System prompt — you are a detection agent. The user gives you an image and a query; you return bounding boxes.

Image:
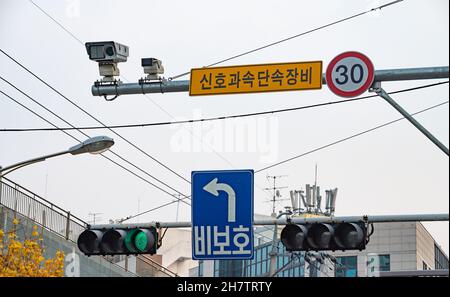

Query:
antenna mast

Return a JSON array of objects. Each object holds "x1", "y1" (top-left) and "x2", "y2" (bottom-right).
[
  {"x1": 264, "y1": 175, "x2": 288, "y2": 217},
  {"x1": 88, "y1": 212, "x2": 103, "y2": 225}
]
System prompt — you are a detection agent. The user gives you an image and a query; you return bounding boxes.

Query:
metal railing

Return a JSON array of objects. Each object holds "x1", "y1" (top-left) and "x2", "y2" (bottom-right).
[
  {"x1": 0, "y1": 177, "x2": 87, "y2": 242},
  {"x1": 138, "y1": 255, "x2": 179, "y2": 277}
]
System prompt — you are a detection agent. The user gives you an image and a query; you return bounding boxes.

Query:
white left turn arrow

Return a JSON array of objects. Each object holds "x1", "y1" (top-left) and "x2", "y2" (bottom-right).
[{"x1": 203, "y1": 178, "x2": 236, "y2": 223}]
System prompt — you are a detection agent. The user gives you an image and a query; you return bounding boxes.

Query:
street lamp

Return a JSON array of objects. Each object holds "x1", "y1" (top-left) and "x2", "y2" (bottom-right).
[{"x1": 0, "y1": 136, "x2": 114, "y2": 177}]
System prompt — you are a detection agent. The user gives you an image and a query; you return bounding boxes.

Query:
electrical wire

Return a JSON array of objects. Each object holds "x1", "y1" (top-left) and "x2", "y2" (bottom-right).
[
  {"x1": 0, "y1": 88, "x2": 190, "y2": 206},
  {"x1": 169, "y1": 0, "x2": 404, "y2": 80},
  {"x1": 119, "y1": 197, "x2": 190, "y2": 223},
  {"x1": 78, "y1": 83, "x2": 450, "y2": 222},
  {"x1": 28, "y1": 0, "x2": 84, "y2": 45},
  {"x1": 0, "y1": 48, "x2": 190, "y2": 185},
  {"x1": 23, "y1": 0, "x2": 310, "y2": 207},
  {"x1": 1, "y1": 81, "x2": 447, "y2": 132},
  {"x1": 25, "y1": 0, "x2": 239, "y2": 180},
  {"x1": 256, "y1": 100, "x2": 449, "y2": 173},
  {"x1": 0, "y1": 75, "x2": 190, "y2": 201},
  {"x1": 25, "y1": 0, "x2": 405, "y2": 174}
]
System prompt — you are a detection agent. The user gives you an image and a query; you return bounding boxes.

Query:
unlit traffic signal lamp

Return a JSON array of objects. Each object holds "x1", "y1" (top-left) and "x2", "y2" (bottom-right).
[{"x1": 77, "y1": 227, "x2": 158, "y2": 256}]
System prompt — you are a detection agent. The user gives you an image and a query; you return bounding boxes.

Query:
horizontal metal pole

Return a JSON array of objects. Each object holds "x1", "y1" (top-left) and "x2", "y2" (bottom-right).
[
  {"x1": 89, "y1": 213, "x2": 449, "y2": 229},
  {"x1": 92, "y1": 66, "x2": 449, "y2": 96}
]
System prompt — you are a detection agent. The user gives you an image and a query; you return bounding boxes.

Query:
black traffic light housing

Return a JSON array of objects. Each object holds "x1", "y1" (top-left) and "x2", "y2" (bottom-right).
[
  {"x1": 77, "y1": 227, "x2": 159, "y2": 256},
  {"x1": 280, "y1": 221, "x2": 367, "y2": 252}
]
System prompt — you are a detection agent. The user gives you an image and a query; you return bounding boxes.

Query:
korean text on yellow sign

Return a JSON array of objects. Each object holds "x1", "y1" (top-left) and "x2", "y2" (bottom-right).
[{"x1": 189, "y1": 61, "x2": 322, "y2": 96}]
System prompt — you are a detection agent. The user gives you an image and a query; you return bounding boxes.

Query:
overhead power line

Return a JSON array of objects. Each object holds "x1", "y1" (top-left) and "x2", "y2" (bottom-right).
[
  {"x1": 26, "y1": 0, "x2": 238, "y2": 177},
  {"x1": 255, "y1": 100, "x2": 449, "y2": 173},
  {"x1": 0, "y1": 48, "x2": 190, "y2": 184},
  {"x1": 0, "y1": 85, "x2": 190, "y2": 206},
  {"x1": 88, "y1": 84, "x2": 450, "y2": 223},
  {"x1": 121, "y1": 97, "x2": 449, "y2": 221},
  {"x1": 29, "y1": 0, "x2": 84, "y2": 45},
  {"x1": 119, "y1": 198, "x2": 188, "y2": 223},
  {"x1": 114, "y1": 94, "x2": 450, "y2": 222},
  {"x1": 1, "y1": 81, "x2": 447, "y2": 132},
  {"x1": 169, "y1": 0, "x2": 404, "y2": 80}
]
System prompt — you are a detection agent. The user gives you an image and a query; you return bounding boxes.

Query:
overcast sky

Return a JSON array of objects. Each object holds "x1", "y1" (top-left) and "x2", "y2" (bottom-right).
[{"x1": 0, "y1": 0, "x2": 448, "y2": 254}]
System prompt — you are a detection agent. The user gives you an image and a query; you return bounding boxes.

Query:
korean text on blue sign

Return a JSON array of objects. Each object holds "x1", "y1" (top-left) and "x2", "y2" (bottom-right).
[{"x1": 191, "y1": 170, "x2": 254, "y2": 260}]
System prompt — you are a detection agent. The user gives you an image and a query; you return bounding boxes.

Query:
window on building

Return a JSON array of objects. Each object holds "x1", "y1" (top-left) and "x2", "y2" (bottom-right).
[
  {"x1": 435, "y1": 244, "x2": 449, "y2": 270},
  {"x1": 422, "y1": 261, "x2": 429, "y2": 270},
  {"x1": 309, "y1": 260, "x2": 319, "y2": 277},
  {"x1": 378, "y1": 254, "x2": 390, "y2": 272},
  {"x1": 335, "y1": 256, "x2": 358, "y2": 277}
]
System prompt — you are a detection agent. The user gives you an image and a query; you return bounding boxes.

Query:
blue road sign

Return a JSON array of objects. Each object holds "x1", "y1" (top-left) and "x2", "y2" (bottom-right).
[{"x1": 191, "y1": 169, "x2": 254, "y2": 260}]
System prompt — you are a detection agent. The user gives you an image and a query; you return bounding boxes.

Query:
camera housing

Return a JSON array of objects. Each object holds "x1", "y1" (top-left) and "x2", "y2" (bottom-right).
[
  {"x1": 142, "y1": 58, "x2": 164, "y2": 80},
  {"x1": 85, "y1": 41, "x2": 129, "y2": 63},
  {"x1": 85, "y1": 41, "x2": 129, "y2": 82}
]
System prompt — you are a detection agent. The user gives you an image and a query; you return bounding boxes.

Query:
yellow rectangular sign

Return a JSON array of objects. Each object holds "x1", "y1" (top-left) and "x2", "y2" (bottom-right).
[{"x1": 189, "y1": 61, "x2": 322, "y2": 96}]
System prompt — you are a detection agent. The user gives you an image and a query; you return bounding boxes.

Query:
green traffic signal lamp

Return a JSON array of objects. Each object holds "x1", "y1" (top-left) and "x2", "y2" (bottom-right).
[
  {"x1": 125, "y1": 229, "x2": 156, "y2": 253},
  {"x1": 77, "y1": 227, "x2": 158, "y2": 256}
]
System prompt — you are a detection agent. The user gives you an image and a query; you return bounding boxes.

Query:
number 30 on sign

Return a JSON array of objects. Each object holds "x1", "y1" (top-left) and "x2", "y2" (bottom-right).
[{"x1": 326, "y1": 51, "x2": 375, "y2": 98}]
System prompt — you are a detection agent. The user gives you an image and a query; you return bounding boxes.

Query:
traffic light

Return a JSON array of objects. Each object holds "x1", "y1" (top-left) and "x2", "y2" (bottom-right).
[
  {"x1": 280, "y1": 221, "x2": 367, "y2": 252},
  {"x1": 77, "y1": 227, "x2": 158, "y2": 256}
]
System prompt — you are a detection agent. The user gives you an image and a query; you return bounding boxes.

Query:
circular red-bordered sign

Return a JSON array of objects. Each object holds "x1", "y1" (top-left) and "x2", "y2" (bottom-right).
[{"x1": 326, "y1": 51, "x2": 375, "y2": 98}]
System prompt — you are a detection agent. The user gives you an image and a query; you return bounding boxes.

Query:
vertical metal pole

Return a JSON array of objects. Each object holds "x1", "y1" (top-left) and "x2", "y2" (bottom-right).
[
  {"x1": 42, "y1": 209, "x2": 46, "y2": 231},
  {"x1": 375, "y1": 87, "x2": 449, "y2": 156},
  {"x1": 268, "y1": 222, "x2": 278, "y2": 277},
  {"x1": 66, "y1": 211, "x2": 71, "y2": 240},
  {"x1": 0, "y1": 171, "x2": 3, "y2": 206}
]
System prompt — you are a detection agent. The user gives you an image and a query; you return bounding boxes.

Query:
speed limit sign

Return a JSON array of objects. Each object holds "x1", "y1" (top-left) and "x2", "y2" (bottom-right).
[{"x1": 326, "y1": 51, "x2": 375, "y2": 98}]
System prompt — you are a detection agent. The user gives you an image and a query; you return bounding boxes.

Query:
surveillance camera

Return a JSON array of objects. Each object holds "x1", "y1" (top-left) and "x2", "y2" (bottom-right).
[
  {"x1": 141, "y1": 58, "x2": 164, "y2": 80},
  {"x1": 85, "y1": 41, "x2": 129, "y2": 82},
  {"x1": 85, "y1": 41, "x2": 129, "y2": 63}
]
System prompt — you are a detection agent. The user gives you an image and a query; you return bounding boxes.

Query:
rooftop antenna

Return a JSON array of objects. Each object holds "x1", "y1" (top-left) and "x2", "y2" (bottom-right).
[
  {"x1": 316, "y1": 186, "x2": 322, "y2": 213},
  {"x1": 264, "y1": 175, "x2": 288, "y2": 217},
  {"x1": 305, "y1": 184, "x2": 312, "y2": 212},
  {"x1": 325, "y1": 188, "x2": 338, "y2": 216},
  {"x1": 314, "y1": 164, "x2": 318, "y2": 189},
  {"x1": 313, "y1": 164, "x2": 319, "y2": 213},
  {"x1": 330, "y1": 188, "x2": 338, "y2": 215},
  {"x1": 290, "y1": 190, "x2": 299, "y2": 214},
  {"x1": 299, "y1": 190, "x2": 307, "y2": 213},
  {"x1": 88, "y1": 212, "x2": 103, "y2": 225}
]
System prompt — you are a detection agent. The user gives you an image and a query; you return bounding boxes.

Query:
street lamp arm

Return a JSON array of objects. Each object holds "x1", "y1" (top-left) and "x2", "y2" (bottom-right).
[
  {"x1": 0, "y1": 150, "x2": 70, "y2": 176},
  {"x1": 0, "y1": 136, "x2": 114, "y2": 177}
]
